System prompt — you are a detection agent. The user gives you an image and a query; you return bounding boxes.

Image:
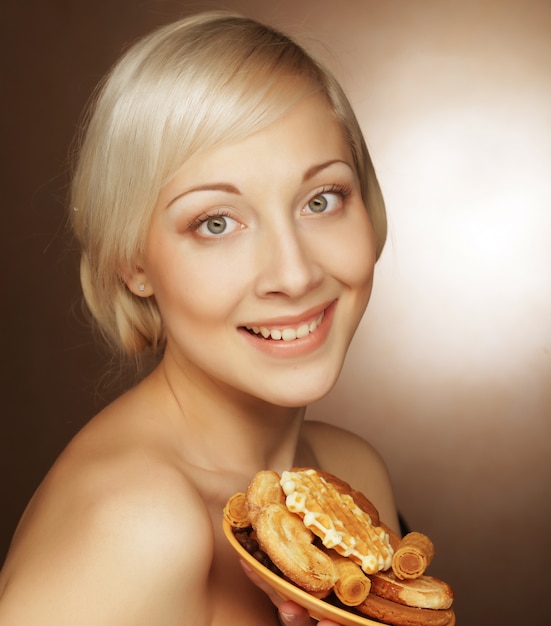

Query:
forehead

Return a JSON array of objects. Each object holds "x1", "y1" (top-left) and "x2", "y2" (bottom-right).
[{"x1": 164, "y1": 95, "x2": 353, "y2": 192}]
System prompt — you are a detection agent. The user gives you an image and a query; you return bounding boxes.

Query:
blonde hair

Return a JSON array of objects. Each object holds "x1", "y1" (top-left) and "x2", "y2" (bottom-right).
[{"x1": 70, "y1": 11, "x2": 387, "y2": 362}]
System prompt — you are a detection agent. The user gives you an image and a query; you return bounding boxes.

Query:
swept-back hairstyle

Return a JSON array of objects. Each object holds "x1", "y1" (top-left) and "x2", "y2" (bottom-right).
[{"x1": 70, "y1": 11, "x2": 386, "y2": 361}]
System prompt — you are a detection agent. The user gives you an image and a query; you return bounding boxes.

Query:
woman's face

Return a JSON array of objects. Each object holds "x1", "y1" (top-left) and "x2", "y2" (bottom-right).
[{"x1": 141, "y1": 94, "x2": 377, "y2": 407}]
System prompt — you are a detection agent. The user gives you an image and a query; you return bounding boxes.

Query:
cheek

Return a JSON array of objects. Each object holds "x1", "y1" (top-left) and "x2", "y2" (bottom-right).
[
  {"x1": 144, "y1": 238, "x2": 248, "y2": 325},
  {"x1": 327, "y1": 213, "x2": 377, "y2": 288}
]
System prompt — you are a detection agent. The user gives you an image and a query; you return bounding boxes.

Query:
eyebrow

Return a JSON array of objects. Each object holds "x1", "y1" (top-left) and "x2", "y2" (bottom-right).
[
  {"x1": 166, "y1": 182, "x2": 240, "y2": 208},
  {"x1": 302, "y1": 159, "x2": 351, "y2": 182},
  {"x1": 166, "y1": 159, "x2": 351, "y2": 208}
]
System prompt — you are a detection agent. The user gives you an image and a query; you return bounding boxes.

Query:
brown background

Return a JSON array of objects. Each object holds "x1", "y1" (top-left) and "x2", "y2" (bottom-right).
[{"x1": 2, "y1": 1, "x2": 550, "y2": 624}]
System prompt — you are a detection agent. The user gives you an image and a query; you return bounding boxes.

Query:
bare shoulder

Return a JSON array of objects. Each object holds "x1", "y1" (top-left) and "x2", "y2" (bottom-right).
[
  {"x1": 302, "y1": 420, "x2": 400, "y2": 533},
  {"x1": 0, "y1": 418, "x2": 212, "y2": 625}
]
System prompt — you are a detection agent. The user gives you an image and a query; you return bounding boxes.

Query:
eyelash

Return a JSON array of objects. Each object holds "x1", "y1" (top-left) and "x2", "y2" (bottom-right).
[
  {"x1": 305, "y1": 184, "x2": 352, "y2": 212},
  {"x1": 185, "y1": 183, "x2": 352, "y2": 234},
  {"x1": 315, "y1": 183, "x2": 352, "y2": 200},
  {"x1": 186, "y1": 209, "x2": 233, "y2": 232},
  {"x1": 320, "y1": 183, "x2": 351, "y2": 195}
]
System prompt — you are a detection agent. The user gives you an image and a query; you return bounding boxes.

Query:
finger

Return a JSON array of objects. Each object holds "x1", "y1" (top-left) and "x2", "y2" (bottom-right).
[
  {"x1": 240, "y1": 561, "x2": 287, "y2": 606},
  {"x1": 278, "y1": 602, "x2": 346, "y2": 626},
  {"x1": 278, "y1": 600, "x2": 316, "y2": 625},
  {"x1": 240, "y1": 563, "x2": 315, "y2": 625}
]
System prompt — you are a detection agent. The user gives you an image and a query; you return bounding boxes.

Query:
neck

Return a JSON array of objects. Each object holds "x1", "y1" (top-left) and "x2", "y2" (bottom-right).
[{"x1": 150, "y1": 356, "x2": 307, "y2": 476}]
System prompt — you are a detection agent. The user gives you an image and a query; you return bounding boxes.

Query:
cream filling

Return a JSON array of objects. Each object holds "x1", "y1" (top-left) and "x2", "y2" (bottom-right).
[{"x1": 245, "y1": 311, "x2": 324, "y2": 341}]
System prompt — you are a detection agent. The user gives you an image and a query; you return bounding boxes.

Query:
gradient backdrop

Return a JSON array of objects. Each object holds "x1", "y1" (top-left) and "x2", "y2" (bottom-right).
[{"x1": 2, "y1": 1, "x2": 550, "y2": 624}]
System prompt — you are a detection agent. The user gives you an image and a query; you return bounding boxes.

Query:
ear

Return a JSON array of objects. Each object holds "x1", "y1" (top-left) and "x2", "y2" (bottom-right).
[{"x1": 122, "y1": 266, "x2": 154, "y2": 298}]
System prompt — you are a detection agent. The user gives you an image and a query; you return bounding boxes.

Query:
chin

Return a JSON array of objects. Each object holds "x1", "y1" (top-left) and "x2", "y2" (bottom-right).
[{"x1": 260, "y1": 369, "x2": 341, "y2": 409}]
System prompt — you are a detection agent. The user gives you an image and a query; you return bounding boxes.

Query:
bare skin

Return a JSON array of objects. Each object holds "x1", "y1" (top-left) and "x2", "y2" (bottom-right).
[
  {"x1": 0, "y1": 368, "x2": 398, "y2": 625},
  {"x1": 0, "y1": 96, "x2": 399, "y2": 624}
]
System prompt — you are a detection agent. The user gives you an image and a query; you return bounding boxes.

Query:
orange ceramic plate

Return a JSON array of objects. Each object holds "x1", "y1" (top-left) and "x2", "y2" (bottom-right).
[{"x1": 222, "y1": 519, "x2": 389, "y2": 626}]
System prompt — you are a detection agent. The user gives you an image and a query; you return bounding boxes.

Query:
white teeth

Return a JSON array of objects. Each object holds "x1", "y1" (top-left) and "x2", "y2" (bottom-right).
[
  {"x1": 246, "y1": 311, "x2": 324, "y2": 341},
  {"x1": 281, "y1": 328, "x2": 296, "y2": 341}
]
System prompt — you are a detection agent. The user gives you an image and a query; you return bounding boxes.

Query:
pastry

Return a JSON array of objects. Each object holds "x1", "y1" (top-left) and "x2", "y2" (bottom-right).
[
  {"x1": 245, "y1": 470, "x2": 285, "y2": 525},
  {"x1": 313, "y1": 468, "x2": 380, "y2": 527},
  {"x1": 224, "y1": 467, "x2": 455, "y2": 626},
  {"x1": 370, "y1": 570, "x2": 454, "y2": 610},
  {"x1": 392, "y1": 531, "x2": 434, "y2": 580},
  {"x1": 280, "y1": 468, "x2": 393, "y2": 574},
  {"x1": 223, "y1": 492, "x2": 250, "y2": 528},
  {"x1": 357, "y1": 592, "x2": 454, "y2": 626},
  {"x1": 326, "y1": 550, "x2": 371, "y2": 606},
  {"x1": 254, "y1": 503, "x2": 338, "y2": 593}
]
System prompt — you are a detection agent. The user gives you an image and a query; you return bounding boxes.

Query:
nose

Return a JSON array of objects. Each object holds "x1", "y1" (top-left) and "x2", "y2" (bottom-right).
[{"x1": 254, "y1": 222, "x2": 324, "y2": 299}]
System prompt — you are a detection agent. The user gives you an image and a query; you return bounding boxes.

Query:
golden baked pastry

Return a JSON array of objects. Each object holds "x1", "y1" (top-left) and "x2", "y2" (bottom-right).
[
  {"x1": 370, "y1": 570, "x2": 454, "y2": 610},
  {"x1": 255, "y1": 503, "x2": 338, "y2": 593},
  {"x1": 391, "y1": 531, "x2": 434, "y2": 580},
  {"x1": 357, "y1": 592, "x2": 454, "y2": 626},
  {"x1": 326, "y1": 550, "x2": 371, "y2": 606},
  {"x1": 223, "y1": 492, "x2": 250, "y2": 528},
  {"x1": 245, "y1": 470, "x2": 285, "y2": 525},
  {"x1": 281, "y1": 468, "x2": 393, "y2": 574},
  {"x1": 224, "y1": 467, "x2": 455, "y2": 626}
]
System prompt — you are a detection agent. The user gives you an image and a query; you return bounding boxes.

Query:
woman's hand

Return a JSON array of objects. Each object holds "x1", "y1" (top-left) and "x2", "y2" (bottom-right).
[
  {"x1": 240, "y1": 561, "x2": 343, "y2": 626},
  {"x1": 277, "y1": 600, "x2": 342, "y2": 626}
]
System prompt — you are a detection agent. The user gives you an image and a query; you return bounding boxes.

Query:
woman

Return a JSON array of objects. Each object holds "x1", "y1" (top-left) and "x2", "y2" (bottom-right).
[{"x1": 0, "y1": 12, "x2": 399, "y2": 625}]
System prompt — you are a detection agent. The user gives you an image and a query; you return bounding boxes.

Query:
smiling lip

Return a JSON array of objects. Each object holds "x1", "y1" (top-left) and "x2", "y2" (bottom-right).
[{"x1": 239, "y1": 301, "x2": 336, "y2": 357}]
